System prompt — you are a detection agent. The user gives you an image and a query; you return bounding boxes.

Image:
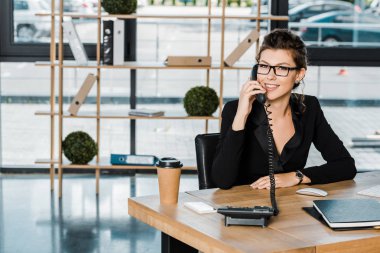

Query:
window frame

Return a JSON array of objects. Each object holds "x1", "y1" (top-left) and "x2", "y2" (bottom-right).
[
  {"x1": 1, "y1": 0, "x2": 380, "y2": 66},
  {"x1": 271, "y1": 0, "x2": 380, "y2": 66},
  {"x1": 0, "y1": 0, "x2": 96, "y2": 62}
]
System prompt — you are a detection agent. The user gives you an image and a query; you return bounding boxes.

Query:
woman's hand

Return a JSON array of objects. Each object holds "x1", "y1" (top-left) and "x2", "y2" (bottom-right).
[
  {"x1": 232, "y1": 80, "x2": 266, "y2": 131},
  {"x1": 236, "y1": 80, "x2": 266, "y2": 117},
  {"x1": 250, "y1": 172, "x2": 300, "y2": 189}
]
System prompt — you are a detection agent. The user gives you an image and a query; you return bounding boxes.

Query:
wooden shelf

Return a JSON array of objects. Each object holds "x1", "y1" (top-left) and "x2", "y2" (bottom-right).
[
  {"x1": 35, "y1": 61, "x2": 254, "y2": 69},
  {"x1": 224, "y1": 63, "x2": 253, "y2": 70},
  {"x1": 62, "y1": 163, "x2": 196, "y2": 170},
  {"x1": 36, "y1": 12, "x2": 287, "y2": 21},
  {"x1": 36, "y1": 61, "x2": 220, "y2": 69},
  {"x1": 35, "y1": 111, "x2": 219, "y2": 120},
  {"x1": 39, "y1": 3, "x2": 288, "y2": 196},
  {"x1": 37, "y1": 12, "x2": 218, "y2": 19},
  {"x1": 35, "y1": 111, "x2": 58, "y2": 116},
  {"x1": 224, "y1": 14, "x2": 288, "y2": 21},
  {"x1": 36, "y1": 157, "x2": 196, "y2": 170},
  {"x1": 35, "y1": 158, "x2": 59, "y2": 164}
]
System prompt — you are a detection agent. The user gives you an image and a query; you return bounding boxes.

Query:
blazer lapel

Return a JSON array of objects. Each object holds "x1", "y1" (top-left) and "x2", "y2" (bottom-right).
[
  {"x1": 250, "y1": 102, "x2": 285, "y2": 172},
  {"x1": 250, "y1": 101, "x2": 268, "y2": 154},
  {"x1": 250, "y1": 95, "x2": 304, "y2": 170},
  {"x1": 280, "y1": 95, "x2": 304, "y2": 165}
]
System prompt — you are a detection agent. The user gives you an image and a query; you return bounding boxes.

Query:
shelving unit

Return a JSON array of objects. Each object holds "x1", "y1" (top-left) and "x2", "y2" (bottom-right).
[{"x1": 36, "y1": 0, "x2": 287, "y2": 197}]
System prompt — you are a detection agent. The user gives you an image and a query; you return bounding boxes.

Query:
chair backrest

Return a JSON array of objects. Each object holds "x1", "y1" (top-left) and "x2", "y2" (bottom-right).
[{"x1": 195, "y1": 133, "x2": 220, "y2": 190}]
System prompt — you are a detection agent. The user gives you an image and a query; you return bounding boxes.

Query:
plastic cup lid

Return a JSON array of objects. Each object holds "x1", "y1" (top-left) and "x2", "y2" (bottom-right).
[{"x1": 156, "y1": 157, "x2": 183, "y2": 168}]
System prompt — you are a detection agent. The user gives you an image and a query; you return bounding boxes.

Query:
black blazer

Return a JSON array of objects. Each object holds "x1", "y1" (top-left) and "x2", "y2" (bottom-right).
[{"x1": 211, "y1": 94, "x2": 356, "y2": 189}]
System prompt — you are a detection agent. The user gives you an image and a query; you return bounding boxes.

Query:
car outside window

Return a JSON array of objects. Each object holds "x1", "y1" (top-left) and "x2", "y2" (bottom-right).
[
  {"x1": 324, "y1": 4, "x2": 341, "y2": 12},
  {"x1": 13, "y1": 0, "x2": 51, "y2": 42},
  {"x1": 307, "y1": 5, "x2": 323, "y2": 13},
  {"x1": 14, "y1": 0, "x2": 28, "y2": 10}
]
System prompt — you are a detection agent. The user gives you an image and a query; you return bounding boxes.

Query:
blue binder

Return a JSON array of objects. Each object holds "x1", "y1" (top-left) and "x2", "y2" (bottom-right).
[{"x1": 110, "y1": 154, "x2": 158, "y2": 166}]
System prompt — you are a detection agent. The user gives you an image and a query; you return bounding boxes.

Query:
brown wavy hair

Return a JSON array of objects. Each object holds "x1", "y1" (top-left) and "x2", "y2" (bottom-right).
[{"x1": 255, "y1": 29, "x2": 308, "y2": 113}]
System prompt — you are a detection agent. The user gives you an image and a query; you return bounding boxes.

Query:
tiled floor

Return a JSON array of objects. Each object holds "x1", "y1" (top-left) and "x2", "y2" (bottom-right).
[{"x1": 0, "y1": 173, "x2": 199, "y2": 253}]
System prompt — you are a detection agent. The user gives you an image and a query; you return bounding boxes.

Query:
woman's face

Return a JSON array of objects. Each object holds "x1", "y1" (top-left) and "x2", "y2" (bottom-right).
[{"x1": 257, "y1": 49, "x2": 305, "y2": 102}]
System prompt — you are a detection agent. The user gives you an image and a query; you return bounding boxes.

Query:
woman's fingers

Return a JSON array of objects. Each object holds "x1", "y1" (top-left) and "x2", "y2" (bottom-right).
[
  {"x1": 241, "y1": 82, "x2": 266, "y2": 97},
  {"x1": 236, "y1": 80, "x2": 267, "y2": 118},
  {"x1": 251, "y1": 176, "x2": 270, "y2": 189},
  {"x1": 251, "y1": 176, "x2": 281, "y2": 189}
]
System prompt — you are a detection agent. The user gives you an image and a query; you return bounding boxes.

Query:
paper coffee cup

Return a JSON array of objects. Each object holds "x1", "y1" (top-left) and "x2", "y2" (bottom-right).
[{"x1": 156, "y1": 157, "x2": 183, "y2": 204}]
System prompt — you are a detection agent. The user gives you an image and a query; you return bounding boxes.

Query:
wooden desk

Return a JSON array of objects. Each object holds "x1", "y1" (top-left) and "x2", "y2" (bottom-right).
[{"x1": 128, "y1": 172, "x2": 380, "y2": 253}]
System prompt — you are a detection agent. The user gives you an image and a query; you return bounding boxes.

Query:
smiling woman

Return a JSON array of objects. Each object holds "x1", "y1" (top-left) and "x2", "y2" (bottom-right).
[{"x1": 211, "y1": 29, "x2": 357, "y2": 190}]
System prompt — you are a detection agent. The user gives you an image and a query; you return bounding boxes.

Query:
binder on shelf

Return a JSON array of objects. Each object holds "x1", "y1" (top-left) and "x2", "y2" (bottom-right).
[
  {"x1": 224, "y1": 30, "x2": 260, "y2": 67},
  {"x1": 68, "y1": 73, "x2": 97, "y2": 116},
  {"x1": 63, "y1": 21, "x2": 88, "y2": 65},
  {"x1": 313, "y1": 199, "x2": 380, "y2": 229},
  {"x1": 113, "y1": 19, "x2": 125, "y2": 65},
  {"x1": 124, "y1": 19, "x2": 136, "y2": 61},
  {"x1": 128, "y1": 109, "x2": 165, "y2": 117},
  {"x1": 103, "y1": 20, "x2": 114, "y2": 65},
  {"x1": 111, "y1": 154, "x2": 158, "y2": 166},
  {"x1": 165, "y1": 56, "x2": 211, "y2": 67}
]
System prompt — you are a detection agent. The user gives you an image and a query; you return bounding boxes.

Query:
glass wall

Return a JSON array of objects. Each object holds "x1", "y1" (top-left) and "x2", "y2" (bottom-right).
[
  {"x1": 289, "y1": 0, "x2": 380, "y2": 48},
  {"x1": 1, "y1": 0, "x2": 380, "y2": 170},
  {"x1": 13, "y1": 0, "x2": 51, "y2": 43}
]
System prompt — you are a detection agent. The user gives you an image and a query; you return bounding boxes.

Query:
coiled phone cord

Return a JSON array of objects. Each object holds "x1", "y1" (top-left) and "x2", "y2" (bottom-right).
[{"x1": 264, "y1": 102, "x2": 279, "y2": 216}]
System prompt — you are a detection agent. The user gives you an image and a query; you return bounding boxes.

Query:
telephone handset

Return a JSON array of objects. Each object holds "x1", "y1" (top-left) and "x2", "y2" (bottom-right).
[
  {"x1": 217, "y1": 65, "x2": 278, "y2": 227},
  {"x1": 251, "y1": 64, "x2": 266, "y2": 104},
  {"x1": 252, "y1": 64, "x2": 279, "y2": 217}
]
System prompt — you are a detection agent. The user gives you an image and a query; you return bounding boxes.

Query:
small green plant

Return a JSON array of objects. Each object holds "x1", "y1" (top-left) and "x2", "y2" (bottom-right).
[
  {"x1": 183, "y1": 86, "x2": 219, "y2": 116},
  {"x1": 102, "y1": 0, "x2": 137, "y2": 14},
  {"x1": 62, "y1": 131, "x2": 98, "y2": 165}
]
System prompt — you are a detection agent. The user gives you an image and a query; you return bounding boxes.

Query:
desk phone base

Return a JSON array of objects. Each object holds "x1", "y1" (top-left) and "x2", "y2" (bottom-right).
[
  {"x1": 217, "y1": 206, "x2": 274, "y2": 227},
  {"x1": 225, "y1": 216, "x2": 269, "y2": 227}
]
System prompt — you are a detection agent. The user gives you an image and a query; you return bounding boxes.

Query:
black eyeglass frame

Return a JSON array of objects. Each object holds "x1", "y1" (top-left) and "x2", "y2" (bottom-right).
[{"x1": 256, "y1": 64, "x2": 301, "y2": 77}]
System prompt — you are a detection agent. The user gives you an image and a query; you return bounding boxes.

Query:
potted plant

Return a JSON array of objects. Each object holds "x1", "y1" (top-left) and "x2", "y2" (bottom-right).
[
  {"x1": 62, "y1": 131, "x2": 98, "y2": 164},
  {"x1": 102, "y1": 0, "x2": 138, "y2": 14},
  {"x1": 183, "y1": 86, "x2": 219, "y2": 116}
]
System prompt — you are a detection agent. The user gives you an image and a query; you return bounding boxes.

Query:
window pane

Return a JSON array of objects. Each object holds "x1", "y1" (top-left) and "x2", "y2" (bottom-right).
[
  {"x1": 12, "y1": 0, "x2": 99, "y2": 44},
  {"x1": 289, "y1": 0, "x2": 380, "y2": 48},
  {"x1": 2, "y1": 2, "x2": 380, "y2": 173},
  {"x1": 13, "y1": 0, "x2": 51, "y2": 43}
]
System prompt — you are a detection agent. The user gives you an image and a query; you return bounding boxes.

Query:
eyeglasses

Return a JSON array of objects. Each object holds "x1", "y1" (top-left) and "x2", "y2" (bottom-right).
[{"x1": 257, "y1": 64, "x2": 300, "y2": 77}]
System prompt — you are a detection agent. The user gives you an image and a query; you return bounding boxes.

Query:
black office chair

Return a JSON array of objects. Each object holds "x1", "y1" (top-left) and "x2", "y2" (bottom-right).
[{"x1": 195, "y1": 133, "x2": 220, "y2": 190}]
